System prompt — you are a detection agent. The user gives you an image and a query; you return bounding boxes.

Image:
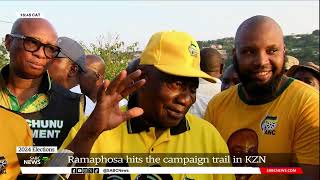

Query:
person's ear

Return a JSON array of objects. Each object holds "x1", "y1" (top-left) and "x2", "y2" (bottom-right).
[
  {"x1": 137, "y1": 65, "x2": 149, "y2": 80},
  {"x1": 220, "y1": 64, "x2": 224, "y2": 75},
  {"x1": 5, "y1": 34, "x2": 13, "y2": 52},
  {"x1": 68, "y1": 64, "x2": 79, "y2": 78}
]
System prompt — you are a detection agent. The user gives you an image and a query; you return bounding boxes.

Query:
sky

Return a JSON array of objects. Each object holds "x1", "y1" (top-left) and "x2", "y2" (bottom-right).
[{"x1": 0, "y1": 1, "x2": 319, "y2": 50}]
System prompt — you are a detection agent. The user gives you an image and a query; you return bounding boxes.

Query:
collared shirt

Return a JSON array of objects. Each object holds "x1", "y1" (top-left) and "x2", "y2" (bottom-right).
[
  {"x1": 127, "y1": 115, "x2": 190, "y2": 135},
  {"x1": 0, "y1": 65, "x2": 50, "y2": 113},
  {"x1": 197, "y1": 77, "x2": 222, "y2": 97},
  {"x1": 70, "y1": 85, "x2": 95, "y2": 116},
  {"x1": 189, "y1": 78, "x2": 222, "y2": 118}
]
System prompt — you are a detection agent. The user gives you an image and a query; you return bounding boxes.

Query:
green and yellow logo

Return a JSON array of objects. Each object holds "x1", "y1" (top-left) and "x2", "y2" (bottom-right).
[{"x1": 260, "y1": 115, "x2": 278, "y2": 135}]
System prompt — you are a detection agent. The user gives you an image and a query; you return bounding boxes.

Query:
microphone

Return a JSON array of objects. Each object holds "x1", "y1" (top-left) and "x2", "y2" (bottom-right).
[{"x1": 37, "y1": 149, "x2": 74, "y2": 180}]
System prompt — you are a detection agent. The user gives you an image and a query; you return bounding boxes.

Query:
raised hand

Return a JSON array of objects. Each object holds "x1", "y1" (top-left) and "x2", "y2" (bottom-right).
[
  {"x1": 89, "y1": 69, "x2": 146, "y2": 133},
  {"x1": 66, "y1": 69, "x2": 146, "y2": 156}
]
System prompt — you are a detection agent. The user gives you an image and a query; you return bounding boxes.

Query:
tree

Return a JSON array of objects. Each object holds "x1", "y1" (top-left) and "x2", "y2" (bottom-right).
[
  {"x1": 81, "y1": 34, "x2": 139, "y2": 80},
  {"x1": 312, "y1": 29, "x2": 319, "y2": 36},
  {"x1": 198, "y1": 32, "x2": 319, "y2": 67},
  {"x1": 0, "y1": 39, "x2": 9, "y2": 69}
]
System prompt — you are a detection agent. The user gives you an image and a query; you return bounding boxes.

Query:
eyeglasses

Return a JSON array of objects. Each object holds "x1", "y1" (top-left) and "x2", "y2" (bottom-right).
[{"x1": 9, "y1": 34, "x2": 60, "y2": 59}]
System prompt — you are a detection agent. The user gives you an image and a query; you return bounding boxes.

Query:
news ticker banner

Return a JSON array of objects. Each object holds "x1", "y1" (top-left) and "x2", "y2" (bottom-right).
[
  {"x1": 20, "y1": 167, "x2": 303, "y2": 175},
  {"x1": 16, "y1": 146, "x2": 302, "y2": 175}
]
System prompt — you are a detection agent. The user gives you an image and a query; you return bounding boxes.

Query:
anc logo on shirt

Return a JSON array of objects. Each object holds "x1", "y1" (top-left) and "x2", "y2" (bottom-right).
[
  {"x1": 260, "y1": 115, "x2": 278, "y2": 135},
  {"x1": 0, "y1": 155, "x2": 8, "y2": 174},
  {"x1": 188, "y1": 42, "x2": 198, "y2": 57}
]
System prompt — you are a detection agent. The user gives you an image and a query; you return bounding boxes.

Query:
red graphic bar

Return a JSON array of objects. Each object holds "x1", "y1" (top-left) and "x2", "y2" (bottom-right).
[{"x1": 259, "y1": 167, "x2": 303, "y2": 174}]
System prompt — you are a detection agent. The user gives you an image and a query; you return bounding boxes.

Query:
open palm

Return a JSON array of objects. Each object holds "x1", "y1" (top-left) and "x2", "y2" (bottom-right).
[{"x1": 89, "y1": 69, "x2": 146, "y2": 132}]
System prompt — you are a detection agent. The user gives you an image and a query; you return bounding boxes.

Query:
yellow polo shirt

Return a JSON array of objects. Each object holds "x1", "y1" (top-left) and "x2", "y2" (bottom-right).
[
  {"x1": 61, "y1": 112, "x2": 235, "y2": 180},
  {"x1": 0, "y1": 107, "x2": 33, "y2": 180}
]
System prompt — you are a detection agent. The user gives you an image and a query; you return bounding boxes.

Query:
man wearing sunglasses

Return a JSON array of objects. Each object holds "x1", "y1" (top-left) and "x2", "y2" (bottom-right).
[{"x1": 0, "y1": 18, "x2": 85, "y2": 153}]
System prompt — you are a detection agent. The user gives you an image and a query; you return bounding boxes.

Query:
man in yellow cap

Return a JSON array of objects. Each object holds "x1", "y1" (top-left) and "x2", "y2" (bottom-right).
[{"x1": 60, "y1": 31, "x2": 234, "y2": 180}]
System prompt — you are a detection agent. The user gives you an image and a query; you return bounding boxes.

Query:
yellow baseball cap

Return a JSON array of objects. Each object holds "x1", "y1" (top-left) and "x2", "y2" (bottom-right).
[{"x1": 140, "y1": 31, "x2": 216, "y2": 83}]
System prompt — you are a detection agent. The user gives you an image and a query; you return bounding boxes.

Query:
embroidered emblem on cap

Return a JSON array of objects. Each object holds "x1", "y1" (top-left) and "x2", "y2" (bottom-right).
[{"x1": 188, "y1": 42, "x2": 198, "y2": 57}]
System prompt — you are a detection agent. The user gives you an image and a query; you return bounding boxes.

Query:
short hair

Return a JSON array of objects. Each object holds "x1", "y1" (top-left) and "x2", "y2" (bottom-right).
[
  {"x1": 200, "y1": 48, "x2": 222, "y2": 73},
  {"x1": 235, "y1": 15, "x2": 283, "y2": 48},
  {"x1": 11, "y1": 18, "x2": 56, "y2": 35}
]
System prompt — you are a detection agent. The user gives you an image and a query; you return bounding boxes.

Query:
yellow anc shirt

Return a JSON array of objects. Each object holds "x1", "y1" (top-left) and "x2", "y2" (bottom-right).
[
  {"x1": 61, "y1": 112, "x2": 235, "y2": 180},
  {"x1": 0, "y1": 107, "x2": 33, "y2": 180},
  {"x1": 204, "y1": 78, "x2": 319, "y2": 180}
]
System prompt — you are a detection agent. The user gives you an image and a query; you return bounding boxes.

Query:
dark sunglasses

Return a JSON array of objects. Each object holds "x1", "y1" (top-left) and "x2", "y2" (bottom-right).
[{"x1": 9, "y1": 34, "x2": 60, "y2": 59}]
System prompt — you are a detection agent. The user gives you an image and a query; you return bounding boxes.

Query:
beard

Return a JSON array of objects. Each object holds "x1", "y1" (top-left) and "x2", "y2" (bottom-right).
[{"x1": 233, "y1": 55, "x2": 285, "y2": 99}]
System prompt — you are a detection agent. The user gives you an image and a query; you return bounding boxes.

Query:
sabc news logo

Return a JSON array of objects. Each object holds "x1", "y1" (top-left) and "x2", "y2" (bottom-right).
[
  {"x1": 71, "y1": 168, "x2": 99, "y2": 174},
  {"x1": 23, "y1": 156, "x2": 46, "y2": 165}
]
